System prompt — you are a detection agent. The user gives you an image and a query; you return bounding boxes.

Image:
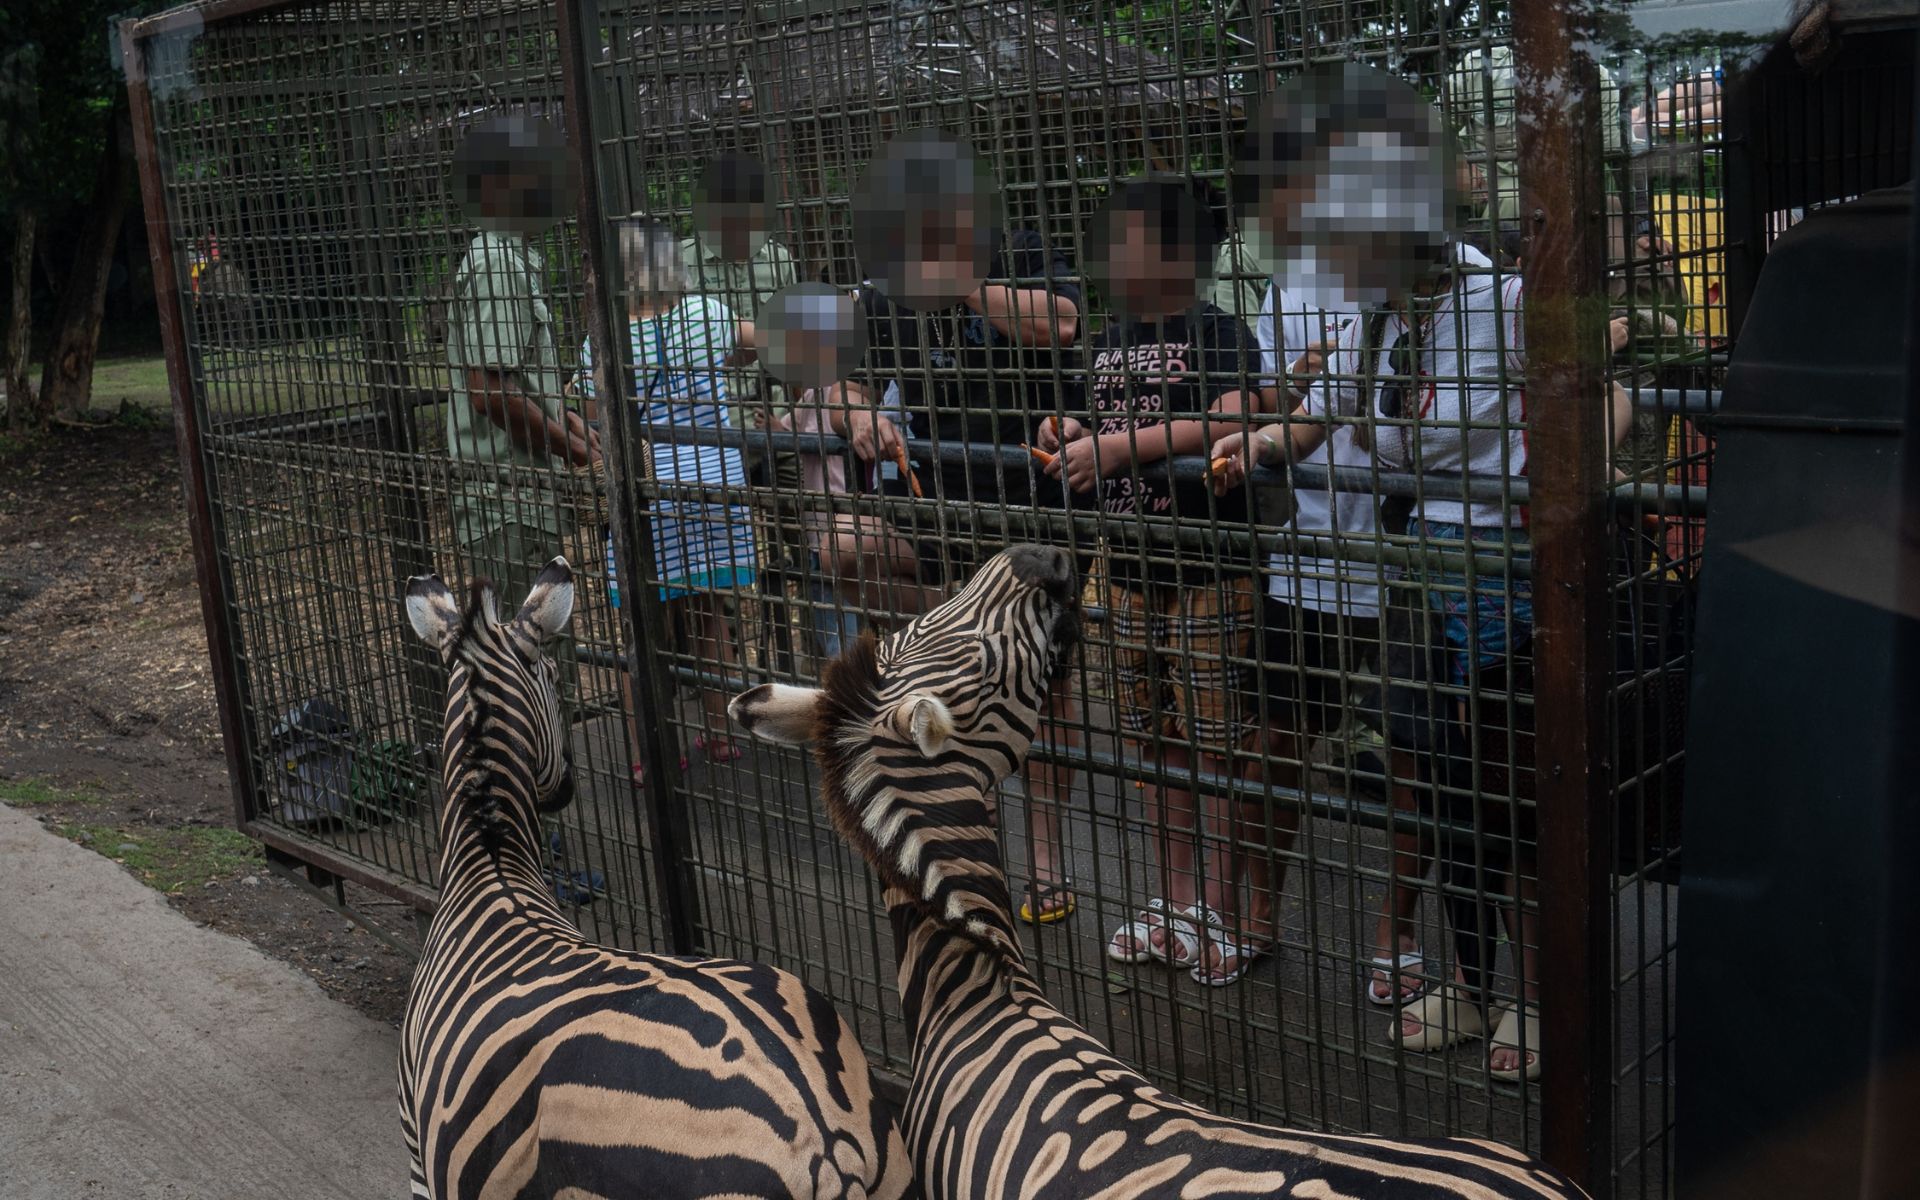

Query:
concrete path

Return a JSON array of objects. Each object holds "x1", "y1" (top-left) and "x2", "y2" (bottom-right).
[{"x1": 0, "y1": 803, "x2": 407, "y2": 1199}]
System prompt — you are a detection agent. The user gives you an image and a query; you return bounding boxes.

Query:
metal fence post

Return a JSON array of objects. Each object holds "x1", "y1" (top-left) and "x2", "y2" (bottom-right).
[
  {"x1": 120, "y1": 16, "x2": 265, "y2": 832},
  {"x1": 1513, "y1": 3, "x2": 1614, "y2": 1193},
  {"x1": 554, "y1": 0, "x2": 706, "y2": 955}
]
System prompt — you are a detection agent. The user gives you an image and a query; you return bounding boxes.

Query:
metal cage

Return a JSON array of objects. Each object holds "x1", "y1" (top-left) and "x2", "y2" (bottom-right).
[{"x1": 120, "y1": 3, "x2": 1895, "y2": 1195}]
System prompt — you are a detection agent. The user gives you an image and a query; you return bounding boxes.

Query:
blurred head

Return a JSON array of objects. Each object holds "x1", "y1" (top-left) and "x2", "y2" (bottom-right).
[
  {"x1": 852, "y1": 130, "x2": 1002, "y2": 309},
  {"x1": 616, "y1": 219, "x2": 689, "y2": 314},
  {"x1": 1235, "y1": 62, "x2": 1458, "y2": 309},
  {"x1": 452, "y1": 114, "x2": 573, "y2": 237},
  {"x1": 694, "y1": 152, "x2": 776, "y2": 262},
  {"x1": 1090, "y1": 176, "x2": 1222, "y2": 321},
  {"x1": 760, "y1": 283, "x2": 867, "y2": 390}
]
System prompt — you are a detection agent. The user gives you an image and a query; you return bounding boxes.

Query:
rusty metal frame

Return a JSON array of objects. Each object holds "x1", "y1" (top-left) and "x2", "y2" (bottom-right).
[
  {"x1": 1513, "y1": 5, "x2": 1615, "y2": 1194},
  {"x1": 121, "y1": 12, "x2": 264, "y2": 837},
  {"x1": 554, "y1": 0, "x2": 707, "y2": 955}
]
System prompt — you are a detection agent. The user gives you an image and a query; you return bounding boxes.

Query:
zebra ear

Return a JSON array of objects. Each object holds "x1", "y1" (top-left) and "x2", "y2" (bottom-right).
[
  {"x1": 405, "y1": 574, "x2": 461, "y2": 650},
  {"x1": 515, "y1": 557, "x2": 575, "y2": 638},
  {"x1": 730, "y1": 683, "x2": 824, "y2": 745},
  {"x1": 888, "y1": 693, "x2": 954, "y2": 758}
]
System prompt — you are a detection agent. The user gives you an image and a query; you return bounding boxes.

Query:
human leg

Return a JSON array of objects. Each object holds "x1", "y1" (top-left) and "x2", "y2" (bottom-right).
[
  {"x1": 1105, "y1": 582, "x2": 1204, "y2": 966},
  {"x1": 1018, "y1": 683, "x2": 1078, "y2": 924},
  {"x1": 824, "y1": 512, "x2": 945, "y2": 617}
]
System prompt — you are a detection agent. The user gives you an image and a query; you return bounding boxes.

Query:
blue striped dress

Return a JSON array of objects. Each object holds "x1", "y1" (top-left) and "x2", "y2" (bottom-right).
[{"x1": 581, "y1": 295, "x2": 757, "y2": 604}]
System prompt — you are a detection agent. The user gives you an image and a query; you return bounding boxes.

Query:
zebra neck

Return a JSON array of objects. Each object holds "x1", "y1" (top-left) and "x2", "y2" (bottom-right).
[
  {"x1": 434, "y1": 751, "x2": 550, "y2": 893},
  {"x1": 846, "y1": 773, "x2": 1025, "y2": 969},
  {"x1": 886, "y1": 886, "x2": 1037, "y2": 1043}
]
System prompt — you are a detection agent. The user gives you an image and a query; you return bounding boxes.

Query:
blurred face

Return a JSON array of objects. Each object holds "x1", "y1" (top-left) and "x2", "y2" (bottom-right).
[
  {"x1": 1255, "y1": 129, "x2": 1451, "y2": 310},
  {"x1": 899, "y1": 203, "x2": 985, "y2": 303},
  {"x1": 696, "y1": 200, "x2": 771, "y2": 262},
  {"x1": 1104, "y1": 209, "x2": 1200, "y2": 321}
]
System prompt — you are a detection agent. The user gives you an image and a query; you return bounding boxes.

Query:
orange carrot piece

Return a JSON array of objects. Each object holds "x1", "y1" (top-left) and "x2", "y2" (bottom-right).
[
  {"x1": 892, "y1": 443, "x2": 924, "y2": 498},
  {"x1": 1025, "y1": 444, "x2": 1057, "y2": 467},
  {"x1": 1208, "y1": 454, "x2": 1233, "y2": 478}
]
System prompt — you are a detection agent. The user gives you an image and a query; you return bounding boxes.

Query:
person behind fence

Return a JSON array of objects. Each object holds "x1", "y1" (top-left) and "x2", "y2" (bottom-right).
[
  {"x1": 446, "y1": 114, "x2": 600, "y2": 602},
  {"x1": 821, "y1": 128, "x2": 1084, "y2": 925},
  {"x1": 1208, "y1": 63, "x2": 1619, "y2": 1081},
  {"x1": 581, "y1": 218, "x2": 760, "y2": 784},
  {"x1": 1039, "y1": 176, "x2": 1265, "y2": 985},
  {"x1": 682, "y1": 154, "x2": 810, "y2": 587},
  {"x1": 755, "y1": 280, "x2": 885, "y2": 664}
]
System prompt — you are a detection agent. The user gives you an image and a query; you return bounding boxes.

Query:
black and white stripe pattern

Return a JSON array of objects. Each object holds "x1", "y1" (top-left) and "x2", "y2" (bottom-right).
[
  {"x1": 732, "y1": 545, "x2": 1587, "y2": 1200},
  {"x1": 402, "y1": 558, "x2": 914, "y2": 1200}
]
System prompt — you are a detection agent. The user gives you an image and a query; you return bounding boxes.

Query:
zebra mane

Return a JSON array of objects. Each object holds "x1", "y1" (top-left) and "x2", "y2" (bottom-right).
[
  {"x1": 446, "y1": 579, "x2": 515, "y2": 857},
  {"x1": 812, "y1": 631, "x2": 1022, "y2": 965}
]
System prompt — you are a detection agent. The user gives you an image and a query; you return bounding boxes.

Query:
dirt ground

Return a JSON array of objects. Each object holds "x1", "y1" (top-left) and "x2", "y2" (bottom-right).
[{"x1": 0, "y1": 415, "x2": 415, "y2": 1025}]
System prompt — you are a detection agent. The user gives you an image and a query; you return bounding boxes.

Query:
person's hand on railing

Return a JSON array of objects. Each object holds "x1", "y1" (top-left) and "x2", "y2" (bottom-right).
[
  {"x1": 1207, "y1": 427, "x2": 1281, "y2": 496},
  {"x1": 1052, "y1": 429, "x2": 1118, "y2": 493},
  {"x1": 844, "y1": 406, "x2": 903, "y2": 465}
]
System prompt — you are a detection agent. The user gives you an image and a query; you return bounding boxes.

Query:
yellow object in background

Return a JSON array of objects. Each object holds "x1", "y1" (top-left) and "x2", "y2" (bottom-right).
[{"x1": 1651, "y1": 192, "x2": 1727, "y2": 342}]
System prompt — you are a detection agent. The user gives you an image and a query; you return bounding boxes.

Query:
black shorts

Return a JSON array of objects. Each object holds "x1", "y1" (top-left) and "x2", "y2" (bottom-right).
[{"x1": 1249, "y1": 596, "x2": 1381, "y2": 737}]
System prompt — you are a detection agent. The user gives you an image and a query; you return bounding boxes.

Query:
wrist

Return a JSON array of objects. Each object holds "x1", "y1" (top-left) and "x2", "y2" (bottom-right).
[{"x1": 1255, "y1": 431, "x2": 1280, "y2": 468}]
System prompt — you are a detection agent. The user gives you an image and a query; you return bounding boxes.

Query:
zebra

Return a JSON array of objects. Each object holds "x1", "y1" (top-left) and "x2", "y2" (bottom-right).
[
  {"x1": 400, "y1": 557, "x2": 916, "y2": 1200},
  {"x1": 730, "y1": 544, "x2": 1588, "y2": 1200}
]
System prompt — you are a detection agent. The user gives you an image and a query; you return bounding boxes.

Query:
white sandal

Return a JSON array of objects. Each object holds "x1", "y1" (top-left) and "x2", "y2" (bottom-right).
[
  {"x1": 1106, "y1": 898, "x2": 1200, "y2": 965},
  {"x1": 1392, "y1": 986, "x2": 1488, "y2": 1052},
  {"x1": 1489, "y1": 1004, "x2": 1542, "y2": 1082},
  {"x1": 1189, "y1": 908, "x2": 1271, "y2": 987},
  {"x1": 1363, "y1": 951, "x2": 1430, "y2": 1007}
]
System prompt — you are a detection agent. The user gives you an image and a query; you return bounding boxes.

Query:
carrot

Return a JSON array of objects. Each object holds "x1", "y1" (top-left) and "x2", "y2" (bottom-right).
[
  {"x1": 1025, "y1": 444, "x2": 1057, "y2": 468},
  {"x1": 892, "y1": 443, "x2": 924, "y2": 498},
  {"x1": 1208, "y1": 454, "x2": 1233, "y2": 478}
]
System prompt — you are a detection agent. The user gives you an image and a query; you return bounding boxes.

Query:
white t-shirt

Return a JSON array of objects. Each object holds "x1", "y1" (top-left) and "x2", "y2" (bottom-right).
[
  {"x1": 1259, "y1": 286, "x2": 1388, "y2": 618},
  {"x1": 1310, "y1": 242, "x2": 1528, "y2": 529}
]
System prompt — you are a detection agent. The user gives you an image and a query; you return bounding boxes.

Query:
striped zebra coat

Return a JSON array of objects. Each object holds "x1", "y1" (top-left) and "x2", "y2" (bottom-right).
[
  {"x1": 401, "y1": 558, "x2": 914, "y2": 1200},
  {"x1": 731, "y1": 545, "x2": 1587, "y2": 1200}
]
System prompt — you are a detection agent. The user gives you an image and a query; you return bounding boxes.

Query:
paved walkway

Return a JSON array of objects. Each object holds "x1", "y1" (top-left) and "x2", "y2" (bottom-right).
[{"x1": 0, "y1": 803, "x2": 406, "y2": 1199}]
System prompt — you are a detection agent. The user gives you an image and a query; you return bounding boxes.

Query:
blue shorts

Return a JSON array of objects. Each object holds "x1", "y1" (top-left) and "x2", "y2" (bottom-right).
[
  {"x1": 606, "y1": 533, "x2": 756, "y2": 607},
  {"x1": 1411, "y1": 519, "x2": 1533, "y2": 686}
]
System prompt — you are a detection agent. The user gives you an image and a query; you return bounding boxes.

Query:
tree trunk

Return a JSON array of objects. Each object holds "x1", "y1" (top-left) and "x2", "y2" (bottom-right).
[
  {"x1": 2, "y1": 207, "x2": 35, "y2": 426},
  {"x1": 38, "y1": 94, "x2": 137, "y2": 420}
]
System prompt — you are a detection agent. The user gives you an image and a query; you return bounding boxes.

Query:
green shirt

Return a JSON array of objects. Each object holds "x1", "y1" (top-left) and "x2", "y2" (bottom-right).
[
  {"x1": 446, "y1": 231, "x2": 571, "y2": 542},
  {"x1": 1207, "y1": 233, "x2": 1267, "y2": 328},
  {"x1": 680, "y1": 234, "x2": 801, "y2": 423}
]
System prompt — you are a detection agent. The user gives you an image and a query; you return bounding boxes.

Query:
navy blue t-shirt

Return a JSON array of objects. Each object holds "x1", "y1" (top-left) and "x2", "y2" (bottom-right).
[{"x1": 857, "y1": 228, "x2": 1081, "y2": 504}]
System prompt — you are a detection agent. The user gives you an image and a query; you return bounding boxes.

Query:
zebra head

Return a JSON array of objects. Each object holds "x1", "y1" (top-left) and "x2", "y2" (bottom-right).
[
  {"x1": 730, "y1": 546, "x2": 1079, "y2": 950},
  {"x1": 406, "y1": 558, "x2": 578, "y2": 853}
]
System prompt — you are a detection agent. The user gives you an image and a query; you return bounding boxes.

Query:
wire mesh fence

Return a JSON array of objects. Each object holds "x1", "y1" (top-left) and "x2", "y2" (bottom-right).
[{"x1": 121, "y1": 3, "x2": 1873, "y2": 1196}]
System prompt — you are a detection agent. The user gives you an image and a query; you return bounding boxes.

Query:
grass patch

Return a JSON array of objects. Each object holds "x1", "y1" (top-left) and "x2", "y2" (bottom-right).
[
  {"x1": 54, "y1": 823, "x2": 263, "y2": 894},
  {"x1": 0, "y1": 778, "x2": 103, "y2": 808},
  {"x1": 85, "y1": 356, "x2": 173, "y2": 412},
  {"x1": 3, "y1": 776, "x2": 261, "y2": 894}
]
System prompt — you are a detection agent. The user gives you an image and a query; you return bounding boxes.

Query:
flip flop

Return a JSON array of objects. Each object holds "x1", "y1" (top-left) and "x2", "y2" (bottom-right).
[
  {"x1": 1364, "y1": 951, "x2": 1431, "y2": 1006},
  {"x1": 1107, "y1": 896, "x2": 1176, "y2": 962},
  {"x1": 1019, "y1": 880, "x2": 1077, "y2": 926},
  {"x1": 1190, "y1": 909, "x2": 1272, "y2": 987},
  {"x1": 694, "y1": 733, "x2": 747, "y2": 764}
]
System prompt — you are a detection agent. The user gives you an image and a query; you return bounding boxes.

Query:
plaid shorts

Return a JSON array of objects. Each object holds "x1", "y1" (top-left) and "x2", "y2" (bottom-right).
[
  {"x1": 1412, "y1": 519, "x2": 1534, "y2": 686},
  {"x1": 1107, "y1": 574, "x2": 1259, "y2": 753}
]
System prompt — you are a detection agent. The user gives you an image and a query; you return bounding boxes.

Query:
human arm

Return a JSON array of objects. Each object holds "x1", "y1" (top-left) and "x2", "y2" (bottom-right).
[
  {"x1": 466, "y1": 367, "x2": 599, "y2": 468},
  {"x1": 962, "y1": 231, "x2": 1082, "y2": 346}
]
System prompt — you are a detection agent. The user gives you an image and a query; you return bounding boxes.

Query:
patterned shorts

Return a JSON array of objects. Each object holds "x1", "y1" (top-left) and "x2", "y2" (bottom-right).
[
  {"x1": 1107, "y1": 575, "x2": 1259, "y2": 754},
  {"x1": 1412, "y1": 519, "x2": 1534, "y2": 686}
]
